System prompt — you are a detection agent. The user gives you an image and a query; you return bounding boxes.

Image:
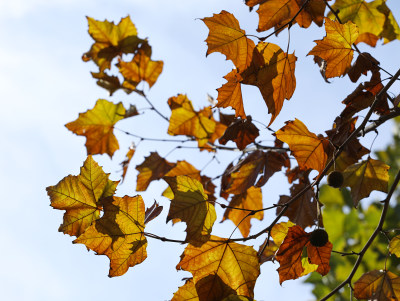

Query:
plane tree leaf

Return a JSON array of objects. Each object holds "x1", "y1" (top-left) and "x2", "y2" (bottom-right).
[
  {"x1": 73, "y1": 195, "x2": 147, "y2": 277},
  {"x1": 343, "y1": 157, "x2": 389, "y2": 207},
  {"x1": 120, "y1": 143, "x2": 136, "y2": 182},
  {"x1": 176, "y1": 236, "x2": 260, "y2": 300},
  {"x1": 354, "y1": 270, "x2": 400, "y2": 300},
  {"x1": 308, "y1": 18, "x2": 359, "y2": 78},
  {"x1": 222, "y1": 186, "x2": 263, "y2": 238},
  {"x1": 172, "y1": 278, "x2": 199, "y2": 301},
  {"x1": 202, "y1": 10, "x2": 257, "y2": 71},
  {"x1": 275, "y1": 118, "x2": 329, "y2": 174},
  {"x1": 135, "y1": 152, "x2": 176, "y2": 191},
  {"x1": 389, "y1": 235, "x2": 400, "y2": 258},
  {"x1": 164, "y1": 176, "x2": 216, "y2": 245},
  {"x1": 65, "y1": 98, "x2": 126, "y2": 157},
  {"x1": 216, "y1": 70, "x2": 245, "y2": 119},
  {"x1": 46, "y1": 155, "x2": 118, "y2": 237},
  {"x1": 219, "y1": 116, "x2": 260, "y2": 150}
]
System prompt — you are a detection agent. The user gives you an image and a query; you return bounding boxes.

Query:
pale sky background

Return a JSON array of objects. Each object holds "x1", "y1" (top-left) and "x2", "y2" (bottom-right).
[{"x1": 1, "y1": 0, "x2": 400, "y2": 300}]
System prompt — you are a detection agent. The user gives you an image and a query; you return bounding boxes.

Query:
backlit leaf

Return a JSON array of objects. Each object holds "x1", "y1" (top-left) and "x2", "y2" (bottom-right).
[
  {"x1": 270, "y1": 221, "x2": 296, "y2": 247},
  {"x1": 389, "y1": 235, "x2": 400, "y2": 258},
  {"x1": 73, "y1": 195, "x2": 147, "y2": 277},
  {"x1": 172, "y1": 278, "x2": 199, "y2": 301},
  {"x1": 219, "y1": 116, "x2": 260, "y2": 150},
  {"x1": 258, "y1": 239, "x2": 279, "y2": 264},
  {"x1": 222, "y1": 186, "x2": 263, "y2": 238},
  {"x1": 177, "y1": 236, "x2": 260, "y2": 300},
  {"x1": 46, "y1": 155, "x2": 118, "y2": 237},
  {"x1": 120, "y1": 143, "x2": 136, "y2": 182},
  {"x1": 343, "y1": 157, "x2": 389, "y2": 206},
  {"x1": 275, "y1": 119, "x2": 329, "y2": 173},
  {"x1": 164, "y1": 176, "x2": 216, "y2": 245},
  {"x1": 354, "y1": 270, "x2": 400, "y2": 300},
  {"x1": 135, "y1": 152, "x2": 175, "y2": 191},
  {"x1": 216, "y1": 70, "x2": 245, "y2": 119},
  {"x1": 307, "y1": 241, "x2": 333, "y2": 276},
  {"x1": 202, "y1": 10, "x2": 257, "y2": 71},
  {"x1": 308, "y1": 18, "x2": 359, "y2": 78},
  {"x1": 65, "y1": 99, "x2": 126, "y2": 157}
]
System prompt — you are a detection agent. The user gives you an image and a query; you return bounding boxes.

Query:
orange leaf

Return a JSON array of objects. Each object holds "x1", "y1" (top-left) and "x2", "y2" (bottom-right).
[
  {"x1": 258, "y1": 239, "x2": 279, "y2": 264},
  {"x1": 202, "y1": 10, "x2": 257, "y2": 71},
  {"x1": 307, "y1": 241, "x2": 333, "y2": 276},
  {"x1": 354, "y1": 270, "x2": 400, "y2": 300},
  {"x1": 135, "y1": 152, "x2": 176, "y2": 191},
  {"x1": 308, "y1": 18, "x2": 359, "y2": 78},
  {"x1": 222, "y1": 186, "x2": 264, "y2": 238},
  {"x1": 117, "y1": 43, "x2": 163, "y2": 89},
  {"x1": 164, "y1": 176, "x2": 216, "y2": 245},
  {"x1": 219, "y1": 116, "x2": 260, "y2": 150},
  {"x1": 177, "y1": 236, "x2": 260, "y2": 300},
  {"x1": 343, "y1": 157, "x2": 389, "y2": 207},
  {"x1": 120, "y1": 143, "x2": 136, "y2": 182},
  {"x1": 73, "y1": 195, "x2": 147, "y2": 277},
  {"x1": 46, "y1": 156, "x2": 118, "y2": 237},
  {"x1": 216, "y1": 70, "x2": 245, "y2": 119},
  {"x1": 65, "y1": 99, "x2": 125, "y2": 157},
  {"x1": 242, "y1": 42, "x2": 296, "y2": 126},
  {"x1": 275, "y1": 119, "x2": 329, "y2": 173}
]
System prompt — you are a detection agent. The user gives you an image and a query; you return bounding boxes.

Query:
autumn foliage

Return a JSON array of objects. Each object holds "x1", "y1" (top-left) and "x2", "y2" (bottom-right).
[{"x1": 47, "y1": 1, "x2": 400, "y2": 300}]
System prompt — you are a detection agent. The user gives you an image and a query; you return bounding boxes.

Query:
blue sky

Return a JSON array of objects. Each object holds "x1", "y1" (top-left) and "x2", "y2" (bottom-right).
[{"x1": 1, "y1": 0, "x2": 400, "y2": 300}]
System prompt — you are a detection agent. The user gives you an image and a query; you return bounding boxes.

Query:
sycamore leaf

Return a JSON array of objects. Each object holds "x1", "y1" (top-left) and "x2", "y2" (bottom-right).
[
  {"x1": 216, "y1": 70, "x2": 245, "y2": 119},
  {"x1": 348, "y1": 52, "x2": 380, "y2": 83},
  {"x1": 270, "y1": 221, "x2": 296, "y2": 247},
  {"x1": 222, "y1": 186, "x2": 264, "y2": 238},
  {"x1": 202, "y1": 10, "x2": 257, "y2": 71},
  {"x1": 275, "y1": 119, "x2": 329, "y2": 174},
  {"x1": 164, "y1": 176, "x2": 216, "y2": 245},
  {"x1": 91, "y1": 71, "x2": 128, "y2": 96},
  {"x1": 308, "y1": 18, "x2": 359, "y2": 78},
  {"x1": 144, "y1": 200, "x2": 163, "y2": 225},
  {"x1": 177, "y1": 236, "x2": 260, "y2": 300},
  {"x1": 328, "y1": 0, "x2": 388, "y2": 47},
  {"x1": 219, "y1": 116, "x2": 260, "y2": 150},
  {"x1": 117, "y1": 44, "x2": 163, "y2": 89},
  {"x1": 46, "y1": 156, "x2": 118, "y2": 237},
  {"x1": 242, "y1": 42, "x2": 296, "y2": 126},
  {"x1": 354, "y1": 270, "x2": 400, "y2": 300},
  {"x1": 73, "y1": 195, "x2": 147, "y2": 277},
  {"x1": 120, "y1": 143, "x2": 136, "y2": 182},
  {"x1": 258, "y1": 239, "x2": 279, "y2": 264},
  {"x1": 83, "y1": 16, "x2": 145, "y2": 71},
  {"x1": 379, "y1": 2, "x2": 400, "y2": 44},
  {"x1": 172, "y1": 278, "x2": 199, "y2": 301},
  {"x1": 135, "y1": 152, "x2": 176, "y2": 191},
  {"x1": 65, "y1": 99, "x2": 126, "y2": 157},
  {"x1": 307, "y1": 241, "x2": 333, "y2": 276},
  {"x1": 389, "y1": 235, "x2": 400, "y2": 258},
  {"x1": 343, "y1": 157, "x2": 389, "y2": 207}
]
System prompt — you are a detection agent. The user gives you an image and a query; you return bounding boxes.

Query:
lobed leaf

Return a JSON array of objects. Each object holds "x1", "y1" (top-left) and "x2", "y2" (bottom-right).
[{"x1": 354, "y1": 270, "x2": 400, "y2": 300}]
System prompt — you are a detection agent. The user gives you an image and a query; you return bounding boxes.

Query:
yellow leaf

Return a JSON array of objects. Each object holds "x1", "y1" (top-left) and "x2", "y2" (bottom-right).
[
  {"x1": 343, "y1": 157, "x2": 389, "y2": 206},
  {"x1": 308, "y1": 18, "x2": 359, "y2": 78},
  {"x1": 270, "y1": 221, "x2": 295, "y2": 247},
  {"x1": 177, "y1": 236, "x2": 260, "y2": 300},
  {"x1": 164, "y1": 176, "x2": 216, "y2": 244},
  {"x1": 222, "y1": 186, "x2": 264, "y2": 238},
  {"x1": 73, "y1": 195, "x2": 147, "y2": 277},
  {"x1": 389, "y1": 235, "x2": 400, "y2": 257},
  {"x1": 275, "y1": 119, "x2": 329, "y2": 173},
  {"x1": 65, "y1": 99, "x2": 125, "y2": 157},
  {"x1": 202, "y1": 10, "x2": 257, "y2": 71},
  {"x1": 172, "y1": 278, "x2": 199, "y2": 301},
  {"x1": 46, "y1": 156, "x2": 118, "y2": 237},
  {"x1": 354, "y1": 270, "x2": 400, "y2": 300}
]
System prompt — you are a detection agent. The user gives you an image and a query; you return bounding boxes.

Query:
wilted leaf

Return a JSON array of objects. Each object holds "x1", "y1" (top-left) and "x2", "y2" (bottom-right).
[
  {"x1": 46, "y1": 155, "x2": 118, "y2": 237},
  {"x1": 135, "y1": 152, "x2": 175, "y2": 191},
  {"x1": 216, "y1": 70, "x2": 245, "y2": 119},
  {"x1": 258, "y1": 239, "x2": 279, "y2": 264},
  {"x1": 164, "y1": 176, "x2": 216, "y2": 245},
  {"x1": 219, "y1": 116, "x2": 259, "y2": 150},
  {"x1": 222, "y1": 186, "x2": 264, "y2": 237},
  {"x1": 73, "y1": 195, "x2": 147, "y2": 277},
  {"x1": 347, "y1": 52, "x2": 380, "y2": 82},
  {"x1": 308, "y1": 18, "x2": 359, "y2": 78},
  {"x1": 91, "y1": 71, "x2": 127, "y2": 95},
  {"x1": 202, "y1": 10, "x2": 257, "y2": 71},
  {"x1": 276, "y1": 119, "x2": 329, "y2": 173},
  {"x1": 121, "y1": 143, "x2": 136, "y2": 182},
  {"x1": 65, "y1": 99, "x2": 125, "y2": 157},
  {"x1": 172, "y1": 278, "x2": 199, "y2": 301},
  {"x1": 343, "y1": 157, "x2": 389, "y2": 206},
  {"x1": 144, "y1": 200, "x2": 163, "y2": 225},
  {"x1": 177, "y1": 236, "x2": 260, "y2": 300},
  {"x1": 354, "y1": 270, "x2": 400, "y2": 300}
]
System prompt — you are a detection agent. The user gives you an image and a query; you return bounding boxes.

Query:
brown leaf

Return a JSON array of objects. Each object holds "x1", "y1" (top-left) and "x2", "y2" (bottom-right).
[
  {"x1": 307, "y1": 241, "x2": 332, "y2": 276},
  {"x1": 144, "y1": 200, "x2": 163, "y2": 225},
  {"x1": 348, "y1": 52, "x2": 380, "y2": 83},
  {"x1": 120, "y1": 143, "x2": 136, "y2": 182},
  {"x1": 219, "y1": 116, "x2": 259, "y2": 150},
  {"x1": 354, "y1": 270, "x2": 400, "y2": 300},
  {"x1": 216, "y1": 70, "x2": 245, "y2": 119},
  {"x1": 258, "y1": 239, "x2": 279, "y2": 264}
]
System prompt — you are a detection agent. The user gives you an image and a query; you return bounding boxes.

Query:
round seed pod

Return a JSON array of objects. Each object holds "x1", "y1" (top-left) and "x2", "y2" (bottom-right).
[
  {"x1": 327, "y1": 171, "x2": 344, "y2": 188},
  {"x1": 310, "y1": 229, "x2": 329, "y2": 247}
]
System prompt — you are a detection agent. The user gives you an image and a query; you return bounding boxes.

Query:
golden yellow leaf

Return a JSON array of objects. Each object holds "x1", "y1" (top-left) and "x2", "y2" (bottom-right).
[
  {"x1": 270, "y1": 221, "x2": 296, "y2": 247},
  {"x1": 222, "y1": 186, "x2": 263, "y2": 238},
  {"x1": 389, "y1": 235, "x2": 400, "y2": 257},
  {"x1": 164, "y1": 176, "x2": 216, "y2": 244},
  {"x1": 308, "y1": 18, "x2": 359, "y2": 78},
  {"x1": 354, "y1": 270, "x2": 400, "y2": 300},
  {"x1": 65, "y1": 99, "x2": 125, "y2": 157},
  {"x1": 275, "y1": 119, "x2": 329, "y2": 173},
  {"x1": 172, "y1": 278, "x2": 199, "y2": 301},
  {"x1": 46, "y1": 156, "x2": 118, "y2": 237},
  {"x1": 202, "y1": 10, "x2": 257, "y2": 71},
  {"x1": 73, "y1": 195, "x2": 147, "y2": 277},
  {"x1": 343, "y1": 157, "x2": 389, "y2": 207},
  {"x1": 177, "y1": 236, "x2": 260, "y2": 300}
]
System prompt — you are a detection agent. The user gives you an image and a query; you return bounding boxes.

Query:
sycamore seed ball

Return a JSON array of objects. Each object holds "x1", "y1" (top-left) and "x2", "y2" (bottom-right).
[
  {"x1": 310, "y1": 229, "x2": 329, "y2": 247},
  {"x1": 327, "y1": 171, "x2": 344, "y2": 188}
]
